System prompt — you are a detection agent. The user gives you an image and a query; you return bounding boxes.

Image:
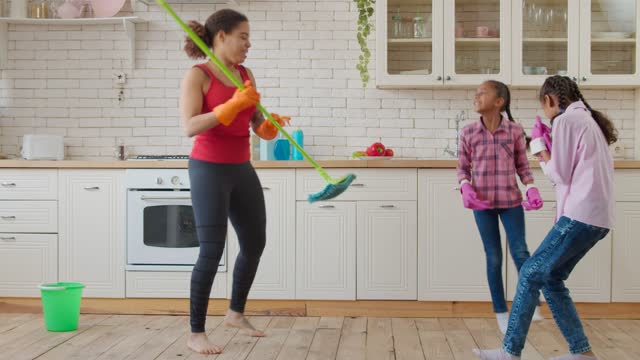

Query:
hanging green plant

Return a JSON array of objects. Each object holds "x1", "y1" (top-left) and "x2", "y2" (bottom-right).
[{"x1": 355, "y1": 0, "x2": 375, "y2": 88}]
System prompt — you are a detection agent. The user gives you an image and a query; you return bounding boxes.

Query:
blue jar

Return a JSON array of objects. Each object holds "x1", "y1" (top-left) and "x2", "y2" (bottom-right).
[{"x1": 273, "y1": 138, "x2": 290, "y2": 160}]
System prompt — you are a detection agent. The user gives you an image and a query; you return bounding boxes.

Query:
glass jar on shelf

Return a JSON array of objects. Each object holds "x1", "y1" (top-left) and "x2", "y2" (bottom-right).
[
  {"x1": 29, "y1": 0, "x2": 49, "y2": 18},
  {"x1": 391, "y1": 8, "x2": 403, "y2": 38},
  {"x1": 413, "y1": 14, "x2": 426, "y2": 38}
]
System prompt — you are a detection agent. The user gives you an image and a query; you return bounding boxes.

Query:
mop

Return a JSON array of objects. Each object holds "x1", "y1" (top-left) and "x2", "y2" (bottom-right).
[{"x1": 156, "y1": 0, "x2": 355, "y2": 202}]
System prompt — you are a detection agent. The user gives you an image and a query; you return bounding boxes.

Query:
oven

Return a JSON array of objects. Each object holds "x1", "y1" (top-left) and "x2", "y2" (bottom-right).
[{"x1": 126, "y1": 168, "x2": 226, "y2": 271}]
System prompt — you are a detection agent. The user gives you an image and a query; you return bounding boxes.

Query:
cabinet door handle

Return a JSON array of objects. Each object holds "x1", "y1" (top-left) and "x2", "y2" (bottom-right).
[
  {"x1": 140, "y1": 195, "x2": 191, "y2": 201},
  {"x1": 1, "y1": 216, "x2": 16, "y2": 220},
  {"x1": 1, "y1": 182, "x2": 16, "y2": 187},
  {"x1": 351, "y1": 183, "x2": 365, "y2": 187},
  {"x1": 572, "y1": 77, "x2": 578, "y2": 81},
  {"x1": 436, "y1": 75, "x2": 442, "y2": 81},
  {"x1": 319, "y1": 205, "x2": 335, "y2": 209},
  {"x1": 84, "y1": 186, "x2": 100, "y2": 191},
  {"x1": 380, "y1": 205, "x2": 396, "y2": 209},
  {"x1": 0, "y1": 236, "x2": 16, "y2": 242},
  {"x1": 446, "y1": 76, "x2": 452, "y2": 81},
  {"x1": 582, "y1": 76, "x2": 587, "y2": 82},
  {"x1": 262, "y1": 186, "x2": 271, "y2": 191}
]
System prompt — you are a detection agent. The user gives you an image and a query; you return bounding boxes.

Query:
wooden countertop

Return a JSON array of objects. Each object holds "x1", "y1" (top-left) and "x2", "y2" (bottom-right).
[{"x1": 1, "y1": 159, "x2": 639, "y2": 169}]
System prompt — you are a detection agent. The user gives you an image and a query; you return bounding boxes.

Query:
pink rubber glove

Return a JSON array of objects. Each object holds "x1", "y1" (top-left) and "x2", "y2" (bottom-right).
[
  {"x1": 531, "y1": 116, "x2": 552, "y2": 154},
  {"x1": 460, "y1": 183, "x2": 491, "y2": 210},
  {"x1": 522, "y1": 186, "x2": 543, "y2": 211}
]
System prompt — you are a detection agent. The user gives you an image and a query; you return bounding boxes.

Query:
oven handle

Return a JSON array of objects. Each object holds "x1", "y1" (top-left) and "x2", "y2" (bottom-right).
[{"x1": 140, "y1": 195, "x2": 192, "y2": 201}]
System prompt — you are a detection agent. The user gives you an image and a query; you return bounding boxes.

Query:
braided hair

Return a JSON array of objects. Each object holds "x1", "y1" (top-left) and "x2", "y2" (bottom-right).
[{"x1": 539, "y1": 75, "x2": 618, "y2": 145}]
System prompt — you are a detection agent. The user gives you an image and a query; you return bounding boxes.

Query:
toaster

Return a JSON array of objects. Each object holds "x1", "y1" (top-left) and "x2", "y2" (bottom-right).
[{"x1": 21, "y1": 134, "x2": 65, "y2": 160}]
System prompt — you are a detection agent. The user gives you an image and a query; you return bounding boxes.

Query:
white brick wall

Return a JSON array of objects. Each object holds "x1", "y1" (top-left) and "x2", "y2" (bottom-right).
[{"x1": 0, "y1": 0, "x2": 636, "y2": 160}]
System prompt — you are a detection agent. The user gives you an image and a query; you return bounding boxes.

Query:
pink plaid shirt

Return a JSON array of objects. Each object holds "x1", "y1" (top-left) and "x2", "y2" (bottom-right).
[{"x1": 457, "y1": 115, "x2": 534, "y2": 209}]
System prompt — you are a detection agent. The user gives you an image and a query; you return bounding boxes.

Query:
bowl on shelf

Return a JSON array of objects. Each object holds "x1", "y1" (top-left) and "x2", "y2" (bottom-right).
[{"x1": 90, "y1": 0, "x2": 126, "y2": 17}]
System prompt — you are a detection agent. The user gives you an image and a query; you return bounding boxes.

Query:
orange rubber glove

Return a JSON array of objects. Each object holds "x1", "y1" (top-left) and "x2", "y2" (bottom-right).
[
  {"x1": 255, "y1": 113, "x2": 291, "y2": 140},
  {"x1": 213, "y1": 80, "x2": 260, "y2": 126}
]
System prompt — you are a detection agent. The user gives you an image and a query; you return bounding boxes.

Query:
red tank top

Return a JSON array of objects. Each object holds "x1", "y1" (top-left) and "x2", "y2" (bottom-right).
[{"x1": 189, "y1": 64, "x2": 255, "y2": 163}]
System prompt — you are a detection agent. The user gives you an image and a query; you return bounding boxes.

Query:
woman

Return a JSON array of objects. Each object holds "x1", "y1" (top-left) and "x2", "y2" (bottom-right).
[{"x1": 180, "y1": 9, "x2": 289, "y2": 355}]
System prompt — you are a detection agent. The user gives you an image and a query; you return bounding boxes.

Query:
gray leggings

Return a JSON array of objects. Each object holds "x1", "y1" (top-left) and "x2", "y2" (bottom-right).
[{"x1": 188, "y1": 159, "x2": 266, "y2": 333}]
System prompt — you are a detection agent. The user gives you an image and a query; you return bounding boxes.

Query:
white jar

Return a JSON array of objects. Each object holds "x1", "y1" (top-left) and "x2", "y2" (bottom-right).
[{"x1": 10, "y1": 0, "x2": 28, "y2": 18}]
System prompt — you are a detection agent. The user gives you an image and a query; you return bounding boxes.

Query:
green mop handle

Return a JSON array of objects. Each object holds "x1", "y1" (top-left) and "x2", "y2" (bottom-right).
[{"x1": 156, "y1": 0, "x2": 332, "y2": 182}]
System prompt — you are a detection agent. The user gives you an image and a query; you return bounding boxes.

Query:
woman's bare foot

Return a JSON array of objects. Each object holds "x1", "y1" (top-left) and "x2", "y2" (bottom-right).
[
  {"x1": 223, "y1": 310, "x2": 265, "y2": 337},
  {"x1": 187, "y1": 332, "x2": 223, "y2": 355}
]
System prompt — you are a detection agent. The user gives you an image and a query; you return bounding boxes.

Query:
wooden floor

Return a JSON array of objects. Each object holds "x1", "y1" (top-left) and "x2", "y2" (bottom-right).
[{"x1": 1, "y1": 314, "x2": 639, "y2": 360}]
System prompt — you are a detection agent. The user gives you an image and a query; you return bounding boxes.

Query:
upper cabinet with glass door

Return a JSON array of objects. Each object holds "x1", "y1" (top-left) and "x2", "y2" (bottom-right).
[
  {"x1": 580, "y1": 0, "x2": 640, "y2": 86},
  {"x1": 376, "y1": 0, "x2": 443, "y2": 87},
  {"x1": 513, "y1": 0, "x2": 580, "y2": 86},
  {"x1": 442, "y1": 0, "x2": 512, "y2": 85}
]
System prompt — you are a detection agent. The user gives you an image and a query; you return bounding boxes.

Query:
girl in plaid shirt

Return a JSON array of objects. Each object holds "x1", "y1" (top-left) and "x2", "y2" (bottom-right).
[
  {"x1": 473, "y1": 77, "x2": 617, "y2": 360},
  {"x1": 457, "y1": 81, "x2": 545, "y2": 334}
]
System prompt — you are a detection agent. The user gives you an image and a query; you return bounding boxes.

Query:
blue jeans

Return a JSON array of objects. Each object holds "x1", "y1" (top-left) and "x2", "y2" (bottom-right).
[
  {"x1": 503, "y1": 217, "x2": 609, "y2": 357},
  {"x1": 473, "y1": 206, "x2": 533, "y2": 313}
]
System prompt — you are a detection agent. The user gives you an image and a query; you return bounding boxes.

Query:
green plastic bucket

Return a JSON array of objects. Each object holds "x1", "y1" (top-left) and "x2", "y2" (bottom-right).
[{"x1": 39, "y1": 282, "x2": 85, "y2": 332}]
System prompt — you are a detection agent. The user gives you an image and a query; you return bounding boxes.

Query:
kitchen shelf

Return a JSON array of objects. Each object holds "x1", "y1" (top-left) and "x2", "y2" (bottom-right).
[
  {"x1": 0, "y1": 17, "x2": 144, "y2": 69},
  {"x1": 137, "y1": 0, "x2": 237, "y2": 4},
  {"x1": 523, "y1": 37, "x2": 568, "y2": 43},
  {"x1": 455, "y1": 37, "x2": 500, "y2": 44},
  {"x1": 388, "y1": 38, "x2": 432, "y2": 45},
  {"x1": 591, "y1": 38, "x2": 636, "y2": 44},
  {"x1": 0, "y1": 17, "x2": 143, "y2": 25}
]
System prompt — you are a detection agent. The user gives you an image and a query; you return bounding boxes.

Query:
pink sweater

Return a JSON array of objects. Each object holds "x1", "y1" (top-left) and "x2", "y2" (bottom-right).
[{"x1": 540, "y1": 101, "x2": 615, "y2": 229}]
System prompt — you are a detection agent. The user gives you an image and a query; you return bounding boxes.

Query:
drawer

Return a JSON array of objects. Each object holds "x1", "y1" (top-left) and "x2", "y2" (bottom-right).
[
  {"x1": 126, "y1": 271, "x2": 226, "y2": 299},
  {"x1": 0, "y1": 169, "x2": 57, "y2": 200},
  {"x1": 0, "y1": 201, "x2": 57, "y2": 233},
  {"x1": 0, "y1": 233, "x2": 57, "y2": 297},
  {"x1": 614, "y1": 170, "x2": 640, "y2": 202},
  {"x1": 296, "y1": 168, "x2": 417, "y2": 201}
]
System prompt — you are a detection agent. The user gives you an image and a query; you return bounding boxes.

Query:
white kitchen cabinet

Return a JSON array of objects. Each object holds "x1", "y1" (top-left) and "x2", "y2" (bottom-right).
[
  {"x1": 506, "y1": 202, "x2": 612, "y2": 303},
  {"x1": 513, "y1": 0, "x2": 640, "y2": 86},
  {"x1": 579, "y1": 0, "x2": 640, "y2": 86},
  {"x1": 376, "y1": 0, "x2": 512, "y2": 87},
  {"x1": 418, "y1": 169, "x2": 503, "y2": 301},
  {"x1": 357, "y1": 201, "x2": 417, "y2": 300},
  {"x1": 612, "y1": 171, "x2": 640, "y2": 301},
  {"x1": 58, "y1": 170, "x2": 126, "y2": 298},
  {"x1": 296, "y1": 201, "x2": 356, "y2": 300},
  {"x1": 0, "y1": 169, "x2": 58, "y2": 297},
  {"x1": 612, "y1": 202, "x2": 640, "y2": 301},
  {"x1": 0, "y1": 200, "x2": 57, "y2": 233},
  {"x1": 226, "y1": 169, "x2": 296, "y2": 299},
  {"x1": 376, "y1": 0, "x2": 444, "y2": 87},
  {"x1": 0, "y1": 233, "x2": 57, "y2": 297},
  {"x1": 296, "y1": 168, "x2": 417, "y2": 201},
  {"x1": 443, "y1": 0, "x2": 512, "y2": 85},
  {"x1": 0, "y1": 169, "x2": 57, "y2": 200},
  {"x1": 512, "y1": 0, "x2": 581, "y2": 86}
]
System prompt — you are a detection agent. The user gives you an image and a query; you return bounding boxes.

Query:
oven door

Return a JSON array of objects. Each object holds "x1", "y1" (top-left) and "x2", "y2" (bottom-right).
[{"x1": 127, "y1": 190, "x2": 225, "y2": 269}]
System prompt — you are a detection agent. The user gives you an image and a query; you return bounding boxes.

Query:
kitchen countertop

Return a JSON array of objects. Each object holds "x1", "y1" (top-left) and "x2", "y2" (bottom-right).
[{"x1": 1, "y1": 159, "x2": 639, "y2": 169}]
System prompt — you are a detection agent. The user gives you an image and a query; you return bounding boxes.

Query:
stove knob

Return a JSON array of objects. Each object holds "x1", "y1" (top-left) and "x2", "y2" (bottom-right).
[
  {"x1": 156, "y1": 177, "x2": 163, "y2": 185},
  {"x1": 171, "y1": 176, "x2": 180, "y2": 185}
]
